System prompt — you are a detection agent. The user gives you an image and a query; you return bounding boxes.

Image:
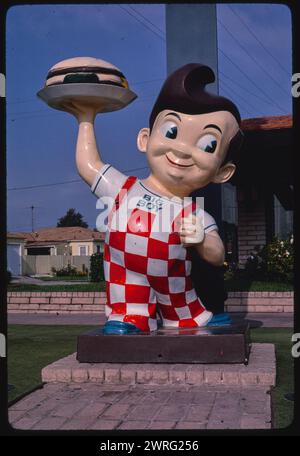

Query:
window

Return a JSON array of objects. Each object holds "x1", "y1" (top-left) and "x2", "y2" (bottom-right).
[
  {"x1": 274, "y1": 195, "x2": 293, "y2": 239},
  {"x1": 27, "y1": 247, "x2": 51, "y2": 256},
  {"x1": 79, "y1": 245, "x2": 88, "y2": 256},
  {"x1": 222, "y1": 183, "x2": 238, "y2": 225}
]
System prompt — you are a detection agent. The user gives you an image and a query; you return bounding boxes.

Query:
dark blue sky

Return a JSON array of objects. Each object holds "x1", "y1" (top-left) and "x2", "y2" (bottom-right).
[{"x1": 6, "y1": 3, "x2": 292, "y2": 232}]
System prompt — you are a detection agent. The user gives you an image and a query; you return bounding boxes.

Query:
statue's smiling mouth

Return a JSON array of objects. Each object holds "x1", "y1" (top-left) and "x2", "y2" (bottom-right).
[{"x1": 166, "y1": 154, "x2": 194, "y2": 168}]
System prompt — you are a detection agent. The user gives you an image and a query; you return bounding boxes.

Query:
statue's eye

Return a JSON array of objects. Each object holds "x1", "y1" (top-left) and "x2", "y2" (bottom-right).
[
  {"x1": 160, "y1": 121, "x2": 178, "y2": 139},
  {"x1": 196, "y1": 134, "x2": 218, "y2": 153}
]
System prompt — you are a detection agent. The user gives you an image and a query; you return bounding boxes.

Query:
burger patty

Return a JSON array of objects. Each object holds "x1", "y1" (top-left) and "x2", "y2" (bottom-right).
[{"x1": 46, "y1": 66, "x2": 128, "y2": 88}]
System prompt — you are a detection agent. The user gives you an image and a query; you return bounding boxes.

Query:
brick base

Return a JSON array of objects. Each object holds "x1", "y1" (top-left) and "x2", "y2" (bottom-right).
[{"x1": 41, "y1": 343, "x2": 276, "y2": 388}]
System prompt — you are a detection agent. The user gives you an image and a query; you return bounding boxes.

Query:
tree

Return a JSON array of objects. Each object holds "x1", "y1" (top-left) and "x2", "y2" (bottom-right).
[{"x1": 57, "y1": 208, "x2": 88, "y2": 228}]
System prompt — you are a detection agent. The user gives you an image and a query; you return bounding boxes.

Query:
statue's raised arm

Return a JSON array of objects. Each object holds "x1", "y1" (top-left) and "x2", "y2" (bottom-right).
[{"x1": 37, "y1": 56, "x2": 137, "y2": 186}]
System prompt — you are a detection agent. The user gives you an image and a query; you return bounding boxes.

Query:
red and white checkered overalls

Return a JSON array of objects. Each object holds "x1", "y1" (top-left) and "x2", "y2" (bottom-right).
[{"x1": 101, "y1": 172, "x2": 213, "y2": 332}]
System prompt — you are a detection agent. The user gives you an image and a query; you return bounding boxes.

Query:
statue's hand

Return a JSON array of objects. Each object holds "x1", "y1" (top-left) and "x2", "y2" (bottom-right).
[
  {"x1": 60, "y1": 100, "x2": 98, "y2": 122},
  {"x1": 178, "y1": 214, "x2": 205, "y2": 247}
]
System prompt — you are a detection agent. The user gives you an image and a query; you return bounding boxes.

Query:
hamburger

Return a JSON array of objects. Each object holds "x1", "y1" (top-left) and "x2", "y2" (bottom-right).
[{"x1": 45, "y1": 56, "x2": 130, "y2": 89}]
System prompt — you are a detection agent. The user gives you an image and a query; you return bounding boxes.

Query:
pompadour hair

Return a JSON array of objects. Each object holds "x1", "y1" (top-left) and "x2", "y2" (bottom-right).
[{"x1": 149, "y1": 63, "x2": 244, "y2": 165}]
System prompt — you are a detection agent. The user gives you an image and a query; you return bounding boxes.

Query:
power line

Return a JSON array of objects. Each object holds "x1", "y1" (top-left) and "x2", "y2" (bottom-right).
[
  {"x1": 219, "y1": 84, "x2": 253, "y2": 118},
  {"x1": 219, "y1": 70, "x2": 281, "y2": 108},
  {"x1": 124, "y1": 2, "x2": 288, "y2": 114},
  {"x1": 219, "y1": 79, "x2": 264, "y2": 116},
  {"x1": 118, "y1": 4, "x2": 165, "y2": 42},
  {"x1": 9, "y1": 179, "x2": 81, "y2": 191},
  {"x1": 218, "y1": 48, "x2": 287, "y2": 113},
  {"x1": 10, "y1": 113, "x2": 56, "y2": 122},
  {"x1": 7, "y1": 78, "x2": 164, "y2": 106},
  {"x1": 8, "y1": 78, "x2": 288, "y2": 123},
  {"x1": 226, "y1": 4, "x2": 290, "y2": 77},
  {"x1": 7, "y1": 166, "x2": 149, "y2": 191},
  {"x1": 126, "y1": 4, "x2": 164, "y2": 35},
  {"x1": 10, "y1": 74, "x2": 277, "y2": 121},
  {"x1": 8, "y1": 92, "x2": 159, "y2": 121},
  {"x1": 218, "y1": 18, "x2": 290, "y2": 99}
]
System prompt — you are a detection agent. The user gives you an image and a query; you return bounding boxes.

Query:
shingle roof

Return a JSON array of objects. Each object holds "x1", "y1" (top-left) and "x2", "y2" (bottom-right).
[
  {"x1": 241, "y1": 114, "x2": 292, "y2": 131},
  {"x1": 7, "y1": 233, "x2": 26, "y2": 240},
  {"x1": 8, "y1": 226, "x2": 105, "y2": 244}
]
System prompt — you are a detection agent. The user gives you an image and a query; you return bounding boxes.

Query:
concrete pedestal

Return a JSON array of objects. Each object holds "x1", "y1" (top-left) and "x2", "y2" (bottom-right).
[{"x1": 76, "y1": 323, "x2": 251, "y2": 364}]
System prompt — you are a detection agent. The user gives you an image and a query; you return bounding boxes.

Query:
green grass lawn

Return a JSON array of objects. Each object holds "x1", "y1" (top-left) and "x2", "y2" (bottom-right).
[
  {"x1": 8, "y1": 279, "x2": 293, "y2": 293},
  {"x1": 225, "y1": 278, "x2": 293, "y2": 292},
  {"x1": 38, "y1": 276, "x2": 89, "y2": 282},
  {"x1": 8, "y1": 325, "x2": 93, "y2": 403},
  {"x1": 250, "y1": 328, "x2": 294, "y2": 429},
  {"x1": 8, "y1": 282, "x2": 106, "y2": 292},
  {"x1": 7, "y1": 325, "x2": 293, "y2": 429}
]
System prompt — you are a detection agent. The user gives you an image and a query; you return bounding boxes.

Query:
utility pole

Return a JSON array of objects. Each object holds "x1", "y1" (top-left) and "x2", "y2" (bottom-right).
[
  {"x1": 26, "y1": 206, "x2": 42, "y2": 232},
  {"x1": 166, "y1": 4, "x2": 226, "y2": 314},
  {"x1": 30, "y1": 205, "x2": 34, "y2": 232}
]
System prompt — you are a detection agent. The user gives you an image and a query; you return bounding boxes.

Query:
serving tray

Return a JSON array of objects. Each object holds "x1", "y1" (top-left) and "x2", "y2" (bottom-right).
[{"x1": 37, "y1": 83, "x2": 137, "y2": 113}]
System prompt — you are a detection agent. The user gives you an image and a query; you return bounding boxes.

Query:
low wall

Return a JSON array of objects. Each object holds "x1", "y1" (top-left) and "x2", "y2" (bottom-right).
[
  {"x1": 22, "y1": 255, "x2": 92, "y2": 276},
  {"x1": 7, "y1": 292, "x2": 106, "y2": 314},
  {"x1": 225, "y1": 291, "x2": 293, "y2": 313},
  {"x1": 7, "y1": 291, "x2": 293, "y2": 314}
]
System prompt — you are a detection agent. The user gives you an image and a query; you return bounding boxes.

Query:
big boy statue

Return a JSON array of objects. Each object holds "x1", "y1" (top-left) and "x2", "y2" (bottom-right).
[{"x1": 39, "y1": 57, "x2": 243, "y2": 334}]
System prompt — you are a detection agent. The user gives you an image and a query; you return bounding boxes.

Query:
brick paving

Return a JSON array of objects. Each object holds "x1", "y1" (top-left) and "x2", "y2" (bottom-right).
[
  {"x1": 8, "y1": 338, "x2": 276, "y2": 432},
  {"x1": 9, "y1": 382, "x2": 272, "y2": 430}
]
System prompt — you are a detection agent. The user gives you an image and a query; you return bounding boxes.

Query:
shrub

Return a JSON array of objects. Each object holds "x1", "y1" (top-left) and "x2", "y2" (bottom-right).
[
  {"x1": 223, "y1": 261, "x2": 238, "y2": 280},
  {"x1": 259, "y1": 234, "x2": 294, "y2": 282},
  {"x1": 53, "y1": 263, "x2": 78, "y2": 277},
  {"x1": 51, "y1": 264, "x2": 88, "y2": 278},
  {"x1": 75, "y1": 270, "x2": 89, "y2": 277},
  {"x1": 244, "y1": 248, "x2": 263, "y2": 278},
  {"x1": 90, "y1": 252, "x2": 104, "y2": 282}
]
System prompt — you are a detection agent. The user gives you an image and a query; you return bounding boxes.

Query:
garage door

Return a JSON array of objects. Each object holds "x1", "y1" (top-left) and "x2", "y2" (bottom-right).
[{"x1": 7, "y1": 244, "x2": 21, "y2": 276}]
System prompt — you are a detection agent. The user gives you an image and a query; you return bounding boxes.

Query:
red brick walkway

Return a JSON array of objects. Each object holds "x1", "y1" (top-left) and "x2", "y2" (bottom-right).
[
  {"x1": 9, "y1": 382, "x2": 272, "y2": 430},
  {"x1": 9, "y1": 343, "x2": 275, "y2": 431}
]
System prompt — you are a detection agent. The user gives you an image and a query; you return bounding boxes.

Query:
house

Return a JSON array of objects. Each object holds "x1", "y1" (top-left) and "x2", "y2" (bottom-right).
[
  {"x1": 14, "y1": 226, "x2": 105, "y2": 256},
  {"x1": 7, "y1": 233, "x2": 26, "y2": 276},
  {"x1": 7, "y1": 227, "x2": 105, "y2": 276},
  {"x1": 223, "y1": 114, "x2": 293, "y2": 265}
]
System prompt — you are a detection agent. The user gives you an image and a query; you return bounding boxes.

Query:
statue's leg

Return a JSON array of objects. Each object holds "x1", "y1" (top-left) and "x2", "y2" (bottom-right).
[
  {"x1": 103, "y1": 267, "x2": 157, "y2": 333},
  {"x1": 148, "y1": 275, "x2": 212, "y2": 328}
]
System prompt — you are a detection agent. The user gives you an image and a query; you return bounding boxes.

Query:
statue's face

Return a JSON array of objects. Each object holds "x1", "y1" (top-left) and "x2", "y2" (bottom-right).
[{"x1": 138, "y1": 109, "x2": 240, "y2": 194}]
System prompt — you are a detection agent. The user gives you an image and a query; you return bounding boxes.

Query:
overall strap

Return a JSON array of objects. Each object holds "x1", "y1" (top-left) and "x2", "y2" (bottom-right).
[{"x1": 108, "y1": 176, "x2": 137, "y2": 227}]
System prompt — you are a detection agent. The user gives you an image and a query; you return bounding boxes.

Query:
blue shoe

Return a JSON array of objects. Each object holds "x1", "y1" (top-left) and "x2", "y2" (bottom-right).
[
  {"x1": 206, "y1": 312, "x2": 232, "y2": 327},
  {"x1": 102, "y1": 320, "x2": 141, "y2": 335}
]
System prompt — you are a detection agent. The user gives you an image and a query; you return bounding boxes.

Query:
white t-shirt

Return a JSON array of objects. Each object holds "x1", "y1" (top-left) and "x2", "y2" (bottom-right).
[{"x1": 91, "y1": 164, "x2": 218, "y2": 236}]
